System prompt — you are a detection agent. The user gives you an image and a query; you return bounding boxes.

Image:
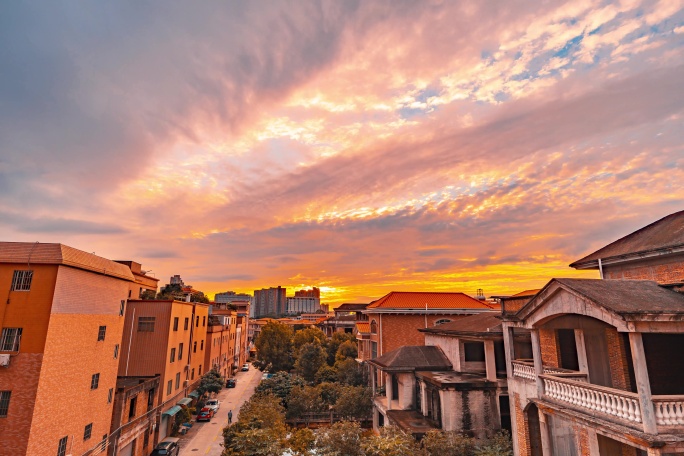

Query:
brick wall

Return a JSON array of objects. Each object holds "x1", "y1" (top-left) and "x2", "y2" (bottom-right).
[
  {"x1": 379, "y1": 314, "x2": 469, "y2": 356},
  {"x1": 513, "y1": 393, "x2": 530, "y2": 456},
  {"x1": 539, "y1": 329, "x2": 560, "y2": 368},
  {"x1": 605, "y1": 328, "x2": 633, "y2": 391},
  {"x1": 575, "y1": 426, "x2": 591, "y2": 456},
  {"x1": 604, "y1": 254, "x2": 684, "y2": 284}
]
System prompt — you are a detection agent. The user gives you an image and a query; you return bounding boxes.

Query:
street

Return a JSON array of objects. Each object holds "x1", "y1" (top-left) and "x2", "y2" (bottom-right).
[{"x1": 179, "y1": 366, "x2": 263, "y2": 456}]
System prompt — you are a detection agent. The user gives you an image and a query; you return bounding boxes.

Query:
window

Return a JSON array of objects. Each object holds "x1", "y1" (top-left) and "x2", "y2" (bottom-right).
[
  {"x1": 167, "y1": 380, "x2": 172, "y2": 395},
  {"x1": 119, "y1": 300, "x2": 125, "y2": 316},
  {"x1": 175, "y1": 372, "x2": 180, "y2": 390},
  {"x1": 0, "y1": 391, "x2": 10, "y2": 417},
  {"x1": 178, "y1": 343, "x2": 183, "y2": 360},
  {"x1": 113, "y1": 344, "x2": 119, "y2": 359},
  {"x1": 202, "y1": 316, "x2": 206, "y2": 326},
  {"x1": 97, "y1": 326, "x2": 106, "y2": 341},
  {"x1": 143, "y1": 429, "x2": 150, "y2": 448},
  {"x1": 108, "y1": 388, "x2": 113, "y2": 404},
  {"x1": 147, "y1": 389, "x2": 155, "y2": 411},
  {"x1": 0, "y1": 328, "x2": 22, "y2": 352},
  {"x1": 137, "y1": 317, "x2": 155, "y2": 332},
  {"x1": 191, "y1": 368, "x2": 195, "y2": 380},
  {"x1": 173, "y1": 317, "x2": 179, "y2": 331},
  {"x1": 11, "y1": 270, "x2": 33, "y2": 291},
  {"x1": 434, "y1": 319, "x2": 452, "y2": 326},
  {"x1": 84, "y1": 423, "x2": 93, "y2": 441},
  {"x1": 196, "y1": 316, "x2": 199, "y2": 327},
  {"x1": 129, "y1": 396, "x2": 137, "y2": 419},
  {"x1": 57, "y1": 436, "x2": 68, "y2": 456},
  {"x1": 200, "y1": 340, "x2": 204, "y2": 350},
  {"x1": 193, "y1": 341, "x2": 197, "y2": 353},
  {"x1": 371, "y1": 341, "x2": 378, "y2": 359},
  {"x1": 198, "y1": 365, "x2": 202, "y2": 376},
  {"x1": 91, "y1": 373, "x2": 100, "y2": 390},
  {"x1": 101, "y1": 435, "x2": 107, "y2": 451},
  {"x1": 370, "y1": 320, "x2": 377, "y2": 334},
  {"x1": 169, "y1": 348, "x2": 176, "y2": 363},
  {"x1": 184, "y1": 318, "x2": 189, "y2": 330},
  {"x1": 464, "y1": 342, "x2": 486, "y2": 362}
]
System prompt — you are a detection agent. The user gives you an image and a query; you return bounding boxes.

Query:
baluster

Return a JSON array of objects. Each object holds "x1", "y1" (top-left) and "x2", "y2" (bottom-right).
[
  {"x1": 589, "y1": 390, "x2": 597, "y2": 411},
  {"x1": 654, "y1": 402, "x2": 663, "y2": 425},
  {"x1": 608, "y1": 394, "x2": 618, "y2": 417},
  {"x1": 665, "y1": 402, "x2": 674, "y2": 426},
  {"x1": 675, "y1": 402, "x2": 684, "y2": 425},
  {"x1": 599, "y1": 392, "x2": 607, "y2": 413},
  {"x1": 633, "y1": 399, "x2": 642, "y2": 423}
]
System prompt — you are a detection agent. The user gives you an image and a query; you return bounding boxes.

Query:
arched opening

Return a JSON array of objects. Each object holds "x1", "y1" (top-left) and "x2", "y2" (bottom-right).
[{"x1": 525, "y1": 403, "x2": 543, "y2": 456}]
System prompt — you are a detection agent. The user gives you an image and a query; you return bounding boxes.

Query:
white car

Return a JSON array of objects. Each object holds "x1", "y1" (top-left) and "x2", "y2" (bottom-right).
[
  {"x1": 205, "y1": 399, "x2": 220, "y2": 412},
  {"x1": 241, "y1": 363, "x2": 250, "y2": 371}
]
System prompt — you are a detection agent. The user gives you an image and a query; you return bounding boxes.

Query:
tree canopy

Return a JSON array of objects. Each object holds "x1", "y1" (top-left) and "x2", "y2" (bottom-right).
[
  {"x1": 295, "y1": 342, "x2": 328, "y2": 382},
  {"x1": 255, "y1": 321, "x2": 294, "y2": 372}
]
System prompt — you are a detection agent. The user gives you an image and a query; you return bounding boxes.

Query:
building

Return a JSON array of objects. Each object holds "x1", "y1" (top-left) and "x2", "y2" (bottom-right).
[
  {"x1": 204, "y1": 313, "x2": 236, "y2": 378},
  {"x1": 118, "y1": 299, "x2": 209, "y2": 443},
  {"x1": 286, "y1": 296, "x2": 321, "y2": 314},
  {"x1": 253, "y1": 286, "x2": 287, "y2": 317},
  {"x1": 0, "y1": 242, "x2": 134, "y2": 456},
  {"x1": 503, "y1": 210, "x2": 684, "y2": 456},
  {"x1": 115, "y1": 261, "x2": 159, "y2": 299},
  {"x1": 294, "y1": 287, "x2": 320, "y2": 298},
  {"x1": 108, "y1": 376, "x2": 160, "y2": 456},
  {"x1": 215, "y1": 291, "x2": 253, "y2": 306}
]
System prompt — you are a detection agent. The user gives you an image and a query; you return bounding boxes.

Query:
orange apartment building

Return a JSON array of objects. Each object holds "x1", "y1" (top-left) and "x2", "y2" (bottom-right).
[
  {"x1": 118, "y1": 299, "x2": 209, "y2": 443},
  {"x1": 0, "y1": 242, "x2": 134, "y2": 456},
  {"x1": 503, "y1": 210, "x2": 684, "y2": 456},
  {"x1": 115, "y1": 261, "x2": 159, "y2": 300},
  {"x1": 108, "y1": 375, "x2": 160, "y2": 456},
  {"x1": 205, "y1": 313, "x2": 236, "y2": 378}
]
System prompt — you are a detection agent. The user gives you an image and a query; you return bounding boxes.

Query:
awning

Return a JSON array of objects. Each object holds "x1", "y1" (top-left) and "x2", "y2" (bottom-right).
[
  {"x1": 188, "y1": 391, "x2": 200, "y2": 399},
  {"x1": 162, "y1": 405, "x2": 182, "y2": 417},
  {"x1": 177, "y1": 398, "x2": 192, "y2": 406}
]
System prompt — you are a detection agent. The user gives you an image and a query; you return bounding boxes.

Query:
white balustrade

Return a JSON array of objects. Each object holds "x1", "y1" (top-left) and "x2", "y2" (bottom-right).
[
  {"x1": 653, "y1": 398, "x2": 684, "y2": 426},
  {"x1": 541, "y1": 375, "x2": 642, "y2": 425},
  {"x1": 512, "y1": 361, "x2": 535, "y2": 380}
]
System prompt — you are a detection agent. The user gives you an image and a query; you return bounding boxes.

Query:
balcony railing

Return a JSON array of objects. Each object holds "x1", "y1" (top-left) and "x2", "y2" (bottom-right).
[
  {"x1": 653, "y1": 397, "x2": 684, "y2": 426},
  {"x1": 512, "y1": 360, "x2": 588, "y2": 382},
  {"x1": 512, "y1": 360, "x2": 535, "y2": 380}
]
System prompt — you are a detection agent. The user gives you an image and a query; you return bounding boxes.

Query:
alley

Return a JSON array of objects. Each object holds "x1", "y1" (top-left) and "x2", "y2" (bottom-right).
[{"x1": 179, "y1": 366, "x2": 262, "y2": 456}]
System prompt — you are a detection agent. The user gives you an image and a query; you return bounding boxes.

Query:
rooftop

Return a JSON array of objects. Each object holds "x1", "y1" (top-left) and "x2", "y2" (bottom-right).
[
  {"x1": 366, "y1": 291, "x2": 495, "y2": 311},
  {"x1": 570, "y1": 210, "x2": 684, "y2": 269},
  {"x1": 368, "y1": 345, "x2": 452, "y2": 371},
  {"x1": 356, "y1": 322, "x2": 371, "y2": 334},
  {"x1": 334, "y1": 303, "x2": 369, "y2": 312},
  {"x1": 420, "y1": 312, "x2": 502, "y2": 336},
  {"x1": 416, "y1": 371, "x2": 498, "y2": 388}
]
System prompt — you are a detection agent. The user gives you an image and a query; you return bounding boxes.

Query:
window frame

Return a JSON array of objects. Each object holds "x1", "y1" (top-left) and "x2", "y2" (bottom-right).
[
  {"x1": 173, "y1": 317, "x2": 179, "y2": 331},
  {"x1": 11, "y1": 270, "x2": 33, "y2": 291},
  {"x1": 0, "y1": 327, "x2": 22, "y2": 352},
  {"x1": 178, "y1": 343, "x2": 183, "y2": 361},
  {"x1": 137, "y1": 317, "x2": 155, "y2": 332},
  {"x1": 97, "y1": 325, "x2": 106, "y2": 341},
  {"x1": 0, "y1": 391, "x2": 11, "y2": 417},
  {"x1": 169, "y1": 348, "x2": 176, "y2": 363},
  {"x1": 91, "y1": 373, "x2": 100, "y2": 390},
  {"x1": 57, "y1": 436, "x2": 68, "y2": 456},
  {"x1": 84, "y1": 423, "x2": 93, "y2": 441}
]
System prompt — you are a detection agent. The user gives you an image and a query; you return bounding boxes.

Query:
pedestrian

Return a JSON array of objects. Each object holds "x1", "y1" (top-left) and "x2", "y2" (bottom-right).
[{"x1": 228, "y1": 409, "x2": 233, "y2": 424}]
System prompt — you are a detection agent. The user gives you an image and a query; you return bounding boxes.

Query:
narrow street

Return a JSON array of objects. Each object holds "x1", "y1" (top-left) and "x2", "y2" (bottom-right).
[{"x1": 179, "y1": 366, "x2": 262, "y2": 456}]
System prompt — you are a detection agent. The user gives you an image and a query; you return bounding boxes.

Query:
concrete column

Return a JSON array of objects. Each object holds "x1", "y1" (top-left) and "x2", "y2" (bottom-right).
[
  {"x1": 574, "y1": 329, "x2": 591, "y2": 382},
  {"x1": 531, "y1": 329, "x2": 545, "y2": 397},
  {"x1": 502, "y1": 324, "x2": 515, "y2": 381},
  {"x1": 586, "y1": 428, "x2": 601, "y2": 456},
  {"x1": 646, "y1": 448, "x2": 662, "y2": 456},
  {"x1": 385, "y1": 372, "x2": 393, "y2": 411},
  {"x1": 484, "y1": 339, "x2": 497, "y2": 381},
  {"x1": 628, "y1": 332, "x2": 657, "y2": 434},
  {"x1": 538, "y1": 409, "x2": 553, "y2": 456},
  {"x1": 420, "y1": 381, "x2": 427, "y2": 415},
  {"x1": 371, "y1": 366, "x2": 376, "y2": 396}
]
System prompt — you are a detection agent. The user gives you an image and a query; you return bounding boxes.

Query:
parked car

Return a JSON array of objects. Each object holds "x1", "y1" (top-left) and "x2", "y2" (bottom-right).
[
  {"x1": 205, "y1": 399, "x2": 220, "y2": 412},
  {"x1": 197, "y1": 407, "x2": 214, "y2": 422},
  {"x1": 151, "y1": 437, "x2": 179, "y2": 455},
  {"x1": 226, "y1": 378, "x2": 237, "y2": 388},
  {"x1": 241, "y1": 363, "x2": 250, "y2": 371}
]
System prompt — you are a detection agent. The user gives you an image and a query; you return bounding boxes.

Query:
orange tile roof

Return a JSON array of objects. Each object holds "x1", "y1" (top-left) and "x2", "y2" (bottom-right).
[
  {"x1": 356, "y1": 322, "x2": 371, "y2": 333},
  {"x1": 366, "y1": 291, "x2": 494, "y2": 310},
  {"x1": 511, "y1": 289, "x2": 541, "y2": 297}
]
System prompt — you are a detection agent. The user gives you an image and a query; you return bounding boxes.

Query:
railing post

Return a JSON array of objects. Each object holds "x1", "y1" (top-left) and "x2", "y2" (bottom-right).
[
  {"x1": 628, "y1": 332, "x2": 657, "y2": 434},
  {"x1": 531, "y1": 329, "x2": 545, "y2": 397}
]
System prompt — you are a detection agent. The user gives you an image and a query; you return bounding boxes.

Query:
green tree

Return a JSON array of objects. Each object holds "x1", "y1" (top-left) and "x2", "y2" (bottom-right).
[
  {"x1": 335, "y1": 340, "x2": 358, "y2": 362},
  {"x1": 475, "y1": 430, "x2": 513, "y2": 456},
  {"x1": 255, "y1": 372, "x2": 305, "y2": 408},
  {"x1": 196, "y1": 368, "x2": 224, "y2": 398},
  {"x1": 315, "y1": 420, "x2": 365, "y2": 456},
  {"x1": 422, "y1": 430, "x2": 474, "y2": 456},
  {"x1": 326, "y1": 332, "x2": 356, "y2": 366},
  {"x1": 315, "y1": 382, "x2": 342, "y2": 406},
  {"x1": 362, "y1": 426, "x2": 420, "y2": 456},
  {"x1": 222, "y1": 393, "x2": 287, "y2": 456},
  {"x1": 255, "y1": 321, "x2": 294, "y2": 372},
  {"x1": 295, "y1": 342, "x2": 327, "y2": 383},
  {"x1": 288, "y1": 428, "x2": 316, "y2": 456},
  {"x1": 335, "y1": 358, "x2": 366, "y2": 386},
  {"x1": 334, "y1": 386, "x2": 372, "y2": 420},
  {"x1": 293, "y1": 327, "x2": 327, "y2": 353},
  {"x1": 286, "y1": 385, "x2": 325, "y2": 422},
  {"x1": 315, "y1": 365, "x2": 338, "y2": 384}
]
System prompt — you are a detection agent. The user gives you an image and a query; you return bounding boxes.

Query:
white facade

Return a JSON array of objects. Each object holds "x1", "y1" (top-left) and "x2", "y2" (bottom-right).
[{"x1": 286, "y1": 296, "x2": 321, "y2": 314}]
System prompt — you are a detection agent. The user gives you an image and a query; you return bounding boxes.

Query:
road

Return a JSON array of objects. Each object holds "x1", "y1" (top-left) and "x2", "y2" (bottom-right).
[{"x1": 179, "y1": 366, "x2": 262, "y2": 456}]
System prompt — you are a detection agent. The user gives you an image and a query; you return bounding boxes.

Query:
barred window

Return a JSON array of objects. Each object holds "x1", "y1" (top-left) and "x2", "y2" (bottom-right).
[
  {"x1": 57, "y1": 436, "x2": 68, "y2": 456},
  {"x1": 169, "y1": 348, "x2": 176, "y2": 363},
  {"x1": 11, "y1": 270, "x2": 33, "y2": 291},
  {"x1": 0, "y1": 328, "x2": 22, "y2": 352},
  {"x1": 84, "y1": 423, "x2": 92, "y2": 440},
  {"x1": 0, "y1": 391, "x2": 10, "y2": 417},
  {"x1": 91, "y1": 373, "x2": 100, "y2": 390},
  {"x1": 108, "y1": 388, "x2": 113, "y2": 404},
  {"x1": 137, "y1": 317, "x2": 155, "y2": 332},
  {"x1": 97, "y1": 326, "x2": 106, "y2": 341}
]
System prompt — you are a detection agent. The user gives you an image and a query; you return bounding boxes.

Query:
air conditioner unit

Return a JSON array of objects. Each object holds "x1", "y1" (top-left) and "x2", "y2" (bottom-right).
[{"x1": 0, "y1": 354, "x2": 10, "y2": 367}]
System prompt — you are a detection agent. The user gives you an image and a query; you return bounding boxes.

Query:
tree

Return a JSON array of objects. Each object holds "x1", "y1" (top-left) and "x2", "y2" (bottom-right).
[
  {"x1": 293, "y1": 327, "x2": 327, "y2": 353},
  {"x1": 288, "y1": 428, "x2": 316, "y2": 456},
  {"x1": 326, "y1": 332, "x2": 356, "y2": 366},
  {"x1": 315, "y1": 382, "x2": 341, "y2": 406},
  {"x1": 286, "y1": 385, "x2": 325, "y2": 422},
  {"x1": 255, "y1": 321, "x2": 294, "y2": 372},
  {"x1": 295, "y1": 342, "x2": 327, "y2": 383},
  {"x1": 315, "y1": 365, "x2": 338, "y2": 384},
  {"x1": 335, "y1": 340, "x2": 358, "y2": 362},
  {"x1": 222, "y1": 393, "x2": 287, "y2": 456},
  {"x1": 334, "y1": 386, "x2": 372, "y2": 421},
  {"x1": 196, "y1": 368, "x2": 223, "y2": 398},
  {"x1": 475, "y1": 431, "x2": 513, "y2": 456},
  {"x1": 362, "y1": 426, "x2": 420, "y2": 456},
  {"x1": 315, "y1": 420, "x2": 365, "y2": 456},
  {"x1": 255, "y1": 372, "x2": 305, "y2": 407},
  {"x1": 422, "y1": 430, "x2": 474, "y2": 456},
  {"x1": 335, "y1": 358, "x2": 366, "y2": 386}
]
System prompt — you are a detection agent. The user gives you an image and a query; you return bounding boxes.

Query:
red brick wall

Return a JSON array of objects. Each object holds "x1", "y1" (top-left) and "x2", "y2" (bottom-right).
[
  {"x1": 379, "y1": 314, "x2": 469, "y2": 356},
  {"x1": 575, "y1": 426, "x2": 591, "y2": 456},
  {"x1": 604, "y1": 254, "x2": 684, "y2": 284},
  {"x1": 605, "y1": 328, "x2": 632, "y2": 391},
  {"x1": 513, "y1": 393, "x2": 530, "y2": 456},
  {"x1": 539, "y1": 329, "x2": 560, "y2": 368}
]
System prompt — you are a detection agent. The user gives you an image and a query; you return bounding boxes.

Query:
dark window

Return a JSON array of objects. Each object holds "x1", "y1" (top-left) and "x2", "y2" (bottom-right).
[
  {"x1": 84, "y1": 423, "x2": 92, "y2": 441},
  {"x1": 129, "y1": 396, "x2": 137, "y2": 419},
  {"x1": 57, "y1": 436, "x2": 68, "y2": 456},
  {"x1": 170, "y1": 348, "x2": 176, "y2": 363},
  {"x1": 137, "y1": 317, "x2": 155, "y2": 332},
  {"x1": 184, "y1": 318, "x2": 189, "y2": 330},
  {"x1": 0, "y1": 328, "x2": 22, "y2": 351},
  {"x1": 370, "y1": 320, "x2": 377, "y2": 334},
  {"x1": 196, "y1": 316, "x2": 199, "y2": 327},
  {"x1": 391, "y1": 374, "x2": 399, "y2": 400},
  {"x1": 119, "y1": 300, "x2": 125, "y2": 316},
  {"x1": 434, "y1": 319, "x2": 452, "y2": 325},
  {"x1": 464, "y1": 342, "x2": 486, "y2": 362},
  {"x1": 371, "y1": 341, "x2": 378, "y2": 359},
  {"x1": 173, "y1": 317, "x2": 179, "y2": 331},
  {"x1": 108, "y1": 388, "x2": 113, "y2": 404},
  {"x1": 147, "y1": 389, "x2": 155, "y2": 411},
  {"x1": 143, "y1": 429, "x2": 150, "y2": 448},
  {"x1": 11, "y1": 270, "x2": 33, "y2": 291},
  {"x1": 114, "y1": 344, "x2": 119, "y2": 359},
  {"x1": 193, "y1": 341, "x2": 197, "y2": 353},
  {"x1": 199, "y1": 365, "x2": 202, "y2": 376},
  {"x1": 191, "y1": 368, "x2": 195, "y2": 380},
  {"x1": 202, "y1": 316, "x2": 206, "y2": 326},
  {"x1": 178, "y1": 343, "x2": 183, "y2": 360},
  {"x1": 175, "y1": 373, "x2": 180, "y2": 390},
  {"x1": 91, "y1": 373, "x2": 100, "y2": 390},
  {"x1": 167, "y1": 380, "x2": 172, "y2": 395},
  {"x1": 0, "y1": 391, "x2": 10, "y2": 417},
  {"x1": 101, "y1": 435, "x2": 107, "y2": 451},
  {"x1": 557, "y1": 329, "x2": 579, "y2": 371},
  {"x1": 97, "y1": 326, "x2": 106, "y2": 341},
  {"x1": 200, "y1": 340, "x2": 204, "y2": 350},
  {"x1": 128, "y1": 290, "x2": 132, "y2": 298}
]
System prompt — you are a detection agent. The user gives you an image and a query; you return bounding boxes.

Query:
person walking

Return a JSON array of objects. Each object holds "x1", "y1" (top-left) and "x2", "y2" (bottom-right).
[{"x1": 228, "y1": 409, "x2": 233, "y2": 424}]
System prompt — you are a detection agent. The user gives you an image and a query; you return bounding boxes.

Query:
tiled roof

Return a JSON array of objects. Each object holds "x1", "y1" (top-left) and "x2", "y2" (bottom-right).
[
  {"x1": 356, "y1": 322, "x2": 371, "y2": 334},
  {"x1": 420, "y1": 313, "x2": 502, "y2": 335},
  {"x1": 511, "y1": 289, "x2": 540, "y2": 297},
  {"x1": 334, "y1": 303, "x2": 369, "y2": 312},
  {"x1": 368, "y1": 345, "x2": 452, "y2": 371},
  {"x1": 0, "y1": 242, "x2": 134, "y2": 281},
  {"x1": 366, "y1": 291, "x2": 494, "y2": 310},
  {"x1": 570, "y1": 210, "x2": 684, "y2": 268}
]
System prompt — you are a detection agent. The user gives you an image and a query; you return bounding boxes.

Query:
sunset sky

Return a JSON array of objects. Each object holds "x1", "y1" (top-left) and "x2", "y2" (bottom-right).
[{"x1": 1, "y1": 1, "x2": 683, "y2": 305}]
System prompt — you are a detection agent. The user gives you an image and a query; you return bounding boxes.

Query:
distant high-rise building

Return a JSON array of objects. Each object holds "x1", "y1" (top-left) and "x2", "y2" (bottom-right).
[
  {"x1": 169, "y1": 274, "x2": 184, "y2": 286},
  {"x1": 215, "y1": 291, "x2": 252, "y2": 305},
  {"x1": 294, "y1": 287, "x2": 320, "y2": 298},
  {"x1": 286, "y1": 296, "x2": 321, "y2": 314},
  {"x1": 253, "y1": 286, "x2": 286, "y2": 317}
]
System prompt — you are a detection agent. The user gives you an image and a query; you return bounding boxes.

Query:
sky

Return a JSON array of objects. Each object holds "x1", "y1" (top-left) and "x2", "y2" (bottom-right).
[{"x1": 1, "y1": 1, "x2": 683, "y2": 305}]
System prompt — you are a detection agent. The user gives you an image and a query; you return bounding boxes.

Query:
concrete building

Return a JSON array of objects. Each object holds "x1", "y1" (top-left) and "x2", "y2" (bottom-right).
[
  {"x1": 503, "y1": 210, "x2": 684, "y2": 456},
  {"x1": 108, "y1": 376, "x2": 160, "y2": 456},
  {"x1": 253, "y1": 286, "x2": 286, "y2": 317},
  {"x1": 118, "y1": 299, "x2": 209, "y2": 443},
  {"x1": 204, "y1": 313, "x2": 236, "y2": 379},
  {"x1": 294, "y1": 287, "x2": 320, "y2": 298},
  {"x1": 0, "y1": 242, "x2": 134, "y2": 456},
  {"x1": 286, "y1": 296, "x2": 321, "y2": 314},
  {"x1": 115, "y1": 261, "x2": 159, "y2": 299},
  {"x1": 215, "y1": 291, "x2": 252, "y2": 306}
]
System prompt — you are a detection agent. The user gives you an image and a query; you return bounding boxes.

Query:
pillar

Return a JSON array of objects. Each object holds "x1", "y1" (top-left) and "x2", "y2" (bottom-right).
[
  {"x1": 385, "y1": 372, "x2": 393, "y2": 411},
  {"x1": 574, "y1": 329, "x2": 590, "y2": 382},
  {"x1": 628, "y1": 332, "x2": 657, "y2": 434},
  {"x1": 485, "y1": 339, "x2": 497, "y2": 381},
  {"x1": 538, "y1": 409, "x2": 553, "y2": 456},
  {"x1": 531, "y1": 329, "x2": 545, "y2": 397}
]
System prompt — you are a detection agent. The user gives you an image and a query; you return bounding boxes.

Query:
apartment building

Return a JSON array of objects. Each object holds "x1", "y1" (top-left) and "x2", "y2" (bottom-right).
[
  {"x1": 118, "y1": 299, "x2": 209, "y2": 442},
  {"x1": 0, "y1": 242, "x2": 134, "y2": 456},
  {"x1": 108, "y1": 376, "x2": 160, "y2": 456},
  {"x1": 115, "y1": 261, "x2": 159, "y2": 299},
  {"x1": 253, "y1": 286, "x2": 286, "y2": 317},
  {"x1": 205, "y1": 313, "x2": 235, "y2": 378},
  {"x1": 503, "y1": 210, "x2": 684, "y2": 456}
]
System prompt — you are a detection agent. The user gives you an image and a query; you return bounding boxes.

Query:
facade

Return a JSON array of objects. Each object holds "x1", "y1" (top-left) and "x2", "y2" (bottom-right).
[
  {"x1": 109, "y1": 376, "x2": 160, "y2": 456},
  {"x1": 286, "y1": 296, "x2": 321, "y2": 314},
  {"x1": 0, "y1": 242, "x2": 134, "y2": 456},
  {"x1": 253, "y1": 286, "x2": 287, "y2": 317},
  {"x1": 294, "y1": 287, "x2": 320, "y2": 298},
  {"x1": 204, "y1": 313, "x2": 236, "y2": 378},
  {"x1": 118, "y1": 299, "x2": 209, "y2": 443},
  {"x1": 504, "y1": 210, "x2": 684, "y2": 456},
  {"x1": 215, "y1": 291, "x2": 253, "y2": 306},
  {"x1": 115, "y1": 261, "x2": 159, "y2": 299}
]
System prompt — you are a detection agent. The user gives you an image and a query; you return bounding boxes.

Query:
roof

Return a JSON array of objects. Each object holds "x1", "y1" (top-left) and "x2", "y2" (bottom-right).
[
  {"x1": 517, "y1": 278, "x2": 684, "y2": 318},
  {"x1": 511, "y1": 289, "x2": 541, "y2": 297},
  {"x1": 368, "y1": 345, "x2": 452, "y2": 371},
  {"x1": 366, "y1": 291, "x2": 494, "y2": 311},
  {"x1": 570, "y1": 210, "x2": 684, "y2": 269},
  {"x1": 356, "y1": 322, "x2": 370, "y2": 334},
  {"x1": 420, "y1": 313, "x2": 502, "y2": 336},
  {"x1": 0, "y1": 242, "x2": 134, "y2": 281},
  {"x1": 335, "y1": 303, "x2": 369, "y2": 312}
]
